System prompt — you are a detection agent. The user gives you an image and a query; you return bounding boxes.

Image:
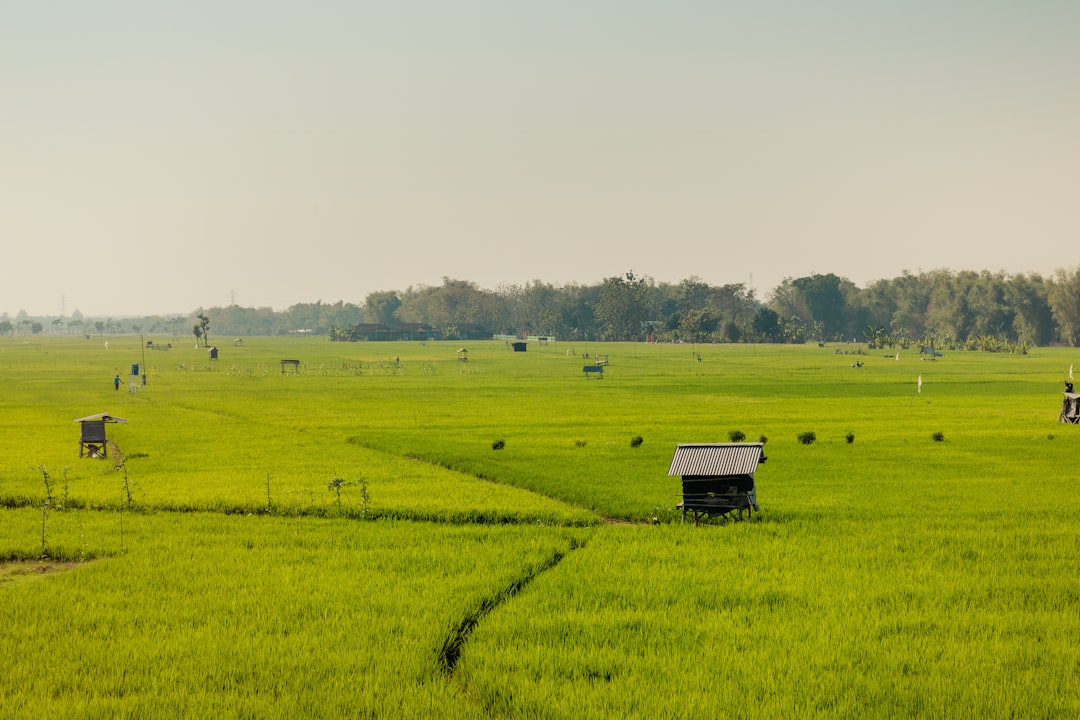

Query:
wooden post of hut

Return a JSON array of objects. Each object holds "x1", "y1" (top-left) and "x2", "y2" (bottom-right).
[
  {"x1": 74, "y1": 413, "x2": 128, "y2": 459},
  {"x1": 667, "y1": 443, "x2": 766, "y2": 524}
]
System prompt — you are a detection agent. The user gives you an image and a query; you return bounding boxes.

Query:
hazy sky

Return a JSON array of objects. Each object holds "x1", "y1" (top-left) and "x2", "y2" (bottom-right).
[{"x1": 3, "y1": 1, "x2": 1077, "y2": 317}]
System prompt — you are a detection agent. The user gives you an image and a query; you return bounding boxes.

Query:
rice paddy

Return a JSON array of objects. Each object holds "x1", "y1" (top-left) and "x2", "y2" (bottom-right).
[{"x1": 1, "y1": 335, "x2": 1078, "y2": 718}]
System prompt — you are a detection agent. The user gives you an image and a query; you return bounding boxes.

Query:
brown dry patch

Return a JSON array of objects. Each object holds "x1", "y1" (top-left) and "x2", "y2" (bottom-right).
[{"x1": 0, "y1": 560, "x2": 82, "y2": 587}]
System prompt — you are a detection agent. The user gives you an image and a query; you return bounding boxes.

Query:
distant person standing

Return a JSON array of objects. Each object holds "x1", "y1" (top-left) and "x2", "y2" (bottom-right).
[{"x1": 113, "y1": 374, "x2": 121, "y2": 391}]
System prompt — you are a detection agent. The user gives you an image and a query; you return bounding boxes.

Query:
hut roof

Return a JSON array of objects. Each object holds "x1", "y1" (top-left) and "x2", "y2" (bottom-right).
[
  {"x1": 73, "y1": 413, "x2": 127, "y2": 424},
  {"x1": 667, "y1": 443, "x2": 764, "y2": 477}
]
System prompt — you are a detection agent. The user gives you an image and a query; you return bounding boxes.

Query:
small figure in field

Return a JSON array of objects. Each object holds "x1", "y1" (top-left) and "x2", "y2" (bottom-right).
[
  {"x1": 113, "y1": 374, "x2": 121, "y2": 391},
  {"x1": 1066, "y1": 381, "x2": 1074, "y2": 393}
]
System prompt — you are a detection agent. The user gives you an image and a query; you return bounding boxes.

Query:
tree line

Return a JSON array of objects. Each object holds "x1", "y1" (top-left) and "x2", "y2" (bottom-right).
[{"x1": 5, "y1": 267, "x2": 1080, "y2": 347}]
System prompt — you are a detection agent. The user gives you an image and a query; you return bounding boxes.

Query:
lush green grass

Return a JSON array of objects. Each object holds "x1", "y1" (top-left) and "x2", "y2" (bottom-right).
[
  {"x1": 0, "y1": 508, "x2": 585, "y2": 719},
  {"x1": 1, "y1": 336, "x2": 1079, "y2": 718}
]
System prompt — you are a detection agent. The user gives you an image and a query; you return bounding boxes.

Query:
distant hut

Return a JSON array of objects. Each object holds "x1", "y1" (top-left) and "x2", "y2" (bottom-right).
[
  {"x1": 667, "y1": 443, "x2": 766, "y2": 523},
  {"x1": 458, "y1": 348, "x2": 468, "y2": 362},
  {"x1": 1061, "y1": 391, "x2": 1080, "y2": 424},
  {"x1": 74, "y1": 413, "x2": 127, "y2": 459}
]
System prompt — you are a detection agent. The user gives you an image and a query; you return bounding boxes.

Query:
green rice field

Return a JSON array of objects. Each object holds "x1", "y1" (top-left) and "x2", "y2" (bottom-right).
[{"x1": 1, "y1": 335, "x2": 1078, "y2": 718}]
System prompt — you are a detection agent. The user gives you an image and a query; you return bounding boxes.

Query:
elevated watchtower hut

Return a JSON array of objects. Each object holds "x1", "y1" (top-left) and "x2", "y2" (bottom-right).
[
  {"x1": 74, "y1": 413, "x2": 127, "y2": 459},
  {"x1": 667, "y1": 443, "x2": 765, "y2": 523},
  {"x1": 1061, "y1": 392, "x2": 1080, "y2": 423}
]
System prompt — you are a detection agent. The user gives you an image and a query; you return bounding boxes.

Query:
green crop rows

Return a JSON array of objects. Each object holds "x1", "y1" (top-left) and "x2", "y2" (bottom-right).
[{"x1": 1, "y1": 336, "x2": 1078, "y2": 718}]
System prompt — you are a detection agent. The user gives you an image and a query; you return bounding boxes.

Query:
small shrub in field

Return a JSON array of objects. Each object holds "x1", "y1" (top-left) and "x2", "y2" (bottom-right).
[
  {"x1": 757, "y1": 435, "x2": 768, "y2": 444},
  {"x1": 845, "y1": 432, "x2": 855, "y2": 444},
  {"x1": 491, "y1": 439, "x2": 505, "y2": 450},
  {"x1": 798, "y1": 431, "x2": 816, "y2": 445},
  {"x1": 630, "y1": 436, "x2": 643, "y2": 448},
  {"x1": 931, "y1": 432, "x2": 945, "y2": 442},
  {"x1": 728, "y1": 430, "x2": 746, "y2": 442},
  {"x1": 575, "y1": 440, "x2": 587, "y2": 448}
]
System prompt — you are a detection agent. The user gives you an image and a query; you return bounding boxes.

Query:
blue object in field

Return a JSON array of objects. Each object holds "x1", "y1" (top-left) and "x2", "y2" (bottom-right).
[{"x1": 131, "y1": 363, "x2": 140, "y2": 376}]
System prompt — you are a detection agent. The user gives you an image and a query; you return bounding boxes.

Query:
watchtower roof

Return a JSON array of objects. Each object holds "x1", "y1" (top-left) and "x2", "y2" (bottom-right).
[
  {"x1": 73, "y1": 413, "x2": 127, "y2": 424},
  {"x1": 667, "y1": 443, "x2": 764, "y2": 477}
]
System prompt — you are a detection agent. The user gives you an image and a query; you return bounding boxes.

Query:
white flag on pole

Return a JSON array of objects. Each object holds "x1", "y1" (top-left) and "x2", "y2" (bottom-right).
[{"x1": 917, "y1": 375, "x2": 922, "y2": 394}]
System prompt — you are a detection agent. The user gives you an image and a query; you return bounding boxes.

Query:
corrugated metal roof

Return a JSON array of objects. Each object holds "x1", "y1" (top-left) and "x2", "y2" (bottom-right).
[
  {"x1": 667, "y1": 443, "x2": 763, "y2": 477},
  {"x1": 73, "y1": 413, "x2": 127, "y2": 424}
]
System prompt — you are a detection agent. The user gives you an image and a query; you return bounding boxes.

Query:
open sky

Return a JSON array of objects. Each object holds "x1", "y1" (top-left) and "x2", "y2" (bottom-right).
[{"x1": 3, "y1": 1, "x2": 1077, "y2": 317}]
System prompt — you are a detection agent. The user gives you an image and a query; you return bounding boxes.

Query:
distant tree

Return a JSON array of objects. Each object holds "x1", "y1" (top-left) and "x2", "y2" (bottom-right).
[
  {"x1": 1049, "y1": 267, "x2": 1080, "y2": 346},
  {"x1": 678, "y1": 309, "x2": 720, "y2": 343},
  {"x1": 595, "y1": 271, "x2": 652, "y2": 341},
  {"x1": 193, "y1": 325, "x2": 204, "y2": 346},
  {"x1": 926, "y1": 270, "x2": 975, "y2": 342},
  {"x1": 721, "y1": 320, "x2": 742, "y2": 343},
  {"x1": 328, "y1": 324, "x2": 352, "y2": 342},
  {"x1": 750, "y1": 307, "x2": 781, "y2": 342},
  {"x1": 395, "y1": 278, "x2": 498, "y2": 333},
  {"x1": 552, "y1": 283, "x2": 600, "y2": 341},
  {"x1": 768, "y1": 278, "x2": 810, "y2": 329},
  {"x1": 499, "y1": 281, "x2": 561, "y2": 337},
  {"x1": 196, "y1": 313, "x2": 210, "y2": 347},
  {"x1": 363, "y1": 291, "x2": 402, "y2": 326},
  {"x1": 31, "y1": 322, "x2": 43, "y2": 336},
  {"x1": 710, "y1": 283, "x2": 757, "y2": 328},
  {"x1": 677, "y1": 276, "x2": 713, "y2": 313},
  {"x1": 1005, "y1": 274, "x2": 1054, "y2": 346},
  {"x1": 0, "y1": 320, "x2": 12, "y2": 336},
  {"x1": 964, "y1": 271, "x2": 1012, "y2": 339},
  {"x1": 792, "y1": 274, "x2": 848, "y2": 340}
]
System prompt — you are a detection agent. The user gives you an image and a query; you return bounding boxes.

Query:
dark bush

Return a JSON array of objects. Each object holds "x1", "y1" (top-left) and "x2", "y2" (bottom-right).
[
  {"x1": 491, "y1": 439, "x2": 505, "y2": 450},
  {"x1": 931, "y1": 432, "x2": 944, "y2": 442},
  {"x1": 630, "y1": 436, "x2": 644, "y2": 447},
  {"x1": 845, "y1": 432, "x2": 855, "y2": 444},
  {"x1": 798, "y1": 431, "x2": 816, "y2": 445},
  {"x1": 728, "y1": 430, "x2": 746, "y2": 442}
]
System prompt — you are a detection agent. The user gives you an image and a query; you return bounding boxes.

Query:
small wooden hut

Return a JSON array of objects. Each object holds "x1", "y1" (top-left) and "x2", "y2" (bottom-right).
[
  {"x1": 74, "y1": 413, "x2": 127, "y2": 459},
  {"x1": 1060, "y1": 392, "x2": 1080, "y2": 423},
  {"x1": 667, "y1": 442, "x2": 765, "y2": 523}
]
